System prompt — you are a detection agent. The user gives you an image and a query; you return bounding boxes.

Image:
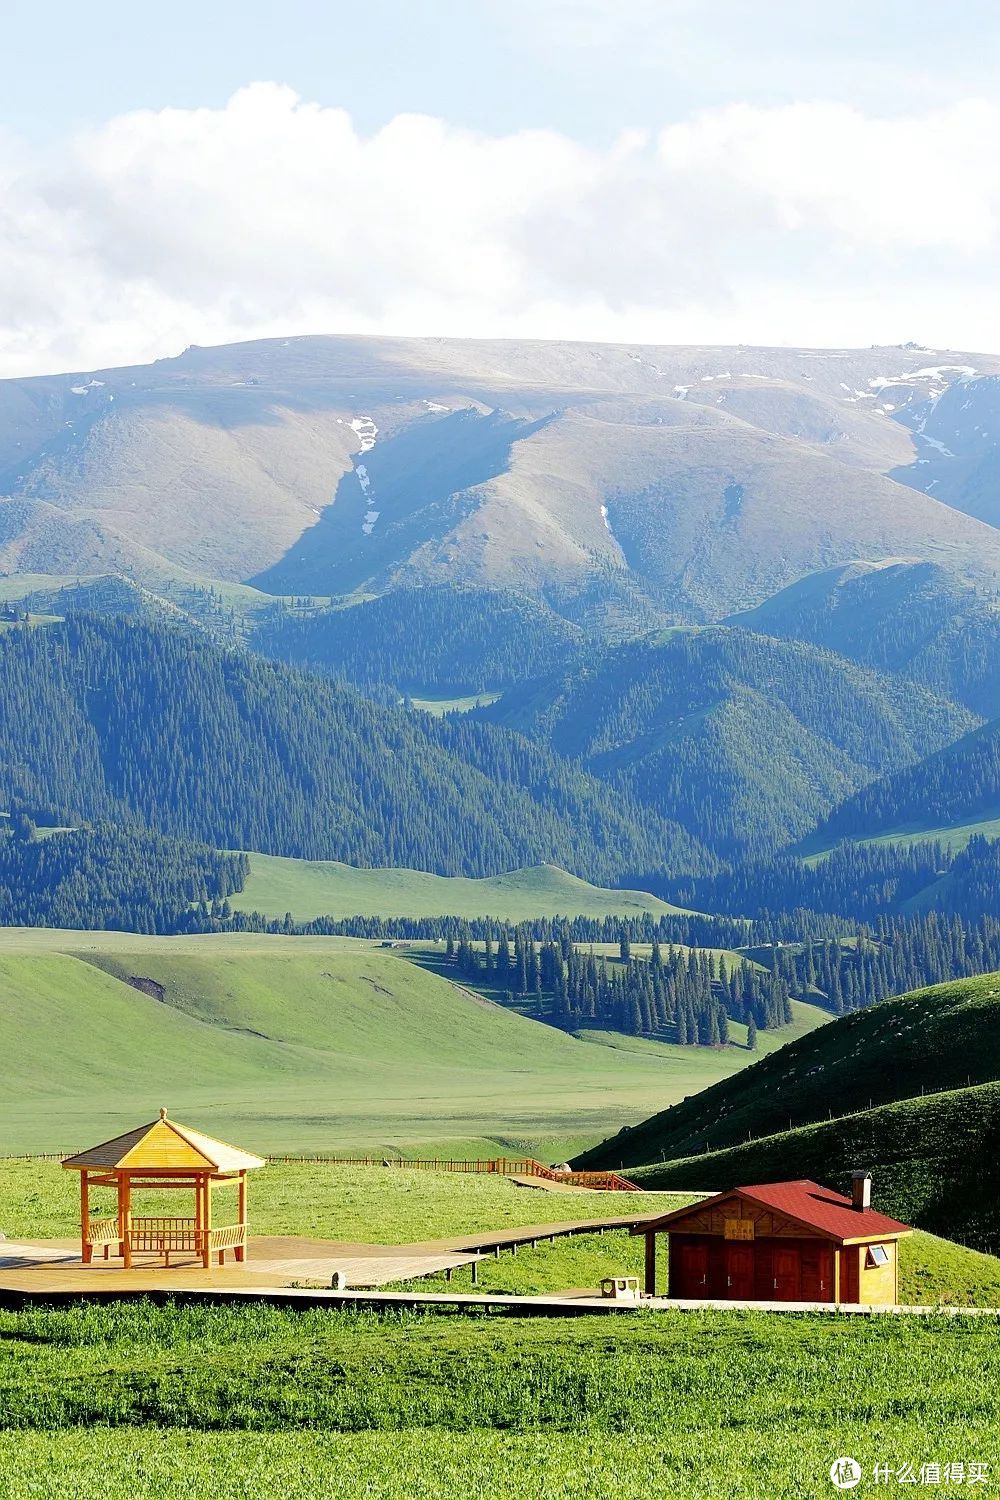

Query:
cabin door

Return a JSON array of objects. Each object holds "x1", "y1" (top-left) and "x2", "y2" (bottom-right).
[
  {"x1": 800, "y1": 1245, "x2": 833, "y2": 1302},
  {"x1": 770, "y1": 1246, "x2": 801, "y2": 1300},
  {"x1": 724, "y1": 1244, "x2": 754, "y2": 1299},
  {"x1": 674, "y1": 1241, "x2": 709, "y2": 1297}
]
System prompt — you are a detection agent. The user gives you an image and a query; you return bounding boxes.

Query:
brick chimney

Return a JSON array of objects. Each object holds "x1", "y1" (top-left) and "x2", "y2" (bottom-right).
[{"x1": 851, "y1": 1170, "x2": 872, "y2": 1211}]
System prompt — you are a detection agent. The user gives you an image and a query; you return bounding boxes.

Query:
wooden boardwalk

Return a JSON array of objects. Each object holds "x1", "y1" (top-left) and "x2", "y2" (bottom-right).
[{"x1": 0, "y1": 1211, "x2": 660, "y2": 1304}]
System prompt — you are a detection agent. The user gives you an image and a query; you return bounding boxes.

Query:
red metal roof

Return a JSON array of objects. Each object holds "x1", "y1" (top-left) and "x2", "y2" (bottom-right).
[{"x1": 639, "y1": 1179, "x2": 912, "y2": 1243}]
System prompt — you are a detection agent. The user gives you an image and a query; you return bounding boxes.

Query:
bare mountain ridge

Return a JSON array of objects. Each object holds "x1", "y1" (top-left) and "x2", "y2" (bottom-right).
[{"x1": 3, "y1": 335, "x2": 1000, "y2": 618}]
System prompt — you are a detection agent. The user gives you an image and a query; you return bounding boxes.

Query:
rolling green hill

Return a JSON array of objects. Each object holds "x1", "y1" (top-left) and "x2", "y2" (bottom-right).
[
  {"x1": 627, "y1": 1082, "x2": 1000, "y2": 1251},
  {"x1": 575, "y1": 972, "x2": 1000, "y2": 1170},
  {"x1": 0, "y1": 934, "x2": 777, "y2": 1155},
  {"x1": 231, "y1": 854, "x2": 687, "y2": 922}
]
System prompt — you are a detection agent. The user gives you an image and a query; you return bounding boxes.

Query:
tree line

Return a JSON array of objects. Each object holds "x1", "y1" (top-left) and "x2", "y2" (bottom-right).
[
  {"x1": 450, "y1": 929, "x2": 790, "y2": 1047},
  {"x1": 0, "y1": 819, "x2": 247, "y2": 933}
]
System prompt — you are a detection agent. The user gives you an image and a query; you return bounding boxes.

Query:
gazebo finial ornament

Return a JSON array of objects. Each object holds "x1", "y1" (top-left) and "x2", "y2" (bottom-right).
[{"x1": 160, "y1": 1107, "x2": 168, "y2": 1119}]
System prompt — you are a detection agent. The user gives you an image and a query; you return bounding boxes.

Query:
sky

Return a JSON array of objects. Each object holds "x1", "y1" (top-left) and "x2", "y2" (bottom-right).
[{"x1": 2, "y1": 0, "x2": 999, "y2": 375}]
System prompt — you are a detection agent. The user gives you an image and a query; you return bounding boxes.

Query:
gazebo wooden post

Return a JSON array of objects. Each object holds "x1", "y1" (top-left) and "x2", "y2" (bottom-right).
[
  {"x1": 118, "y1": 1172, "x2": 132, "y2": 1268},
  {"x1": 236, "y1": 1170, "x2": 247, "y2": 1262},
  {"x1": 80, "y1": 1169, "x2": 92, "y2": 1265},
  {"x1": 203, "y1": 1174, "x2": 214, "y2": 1269},
  {"x1": 644, "y1": 1230, "x2": 656, "y2": 1297}
]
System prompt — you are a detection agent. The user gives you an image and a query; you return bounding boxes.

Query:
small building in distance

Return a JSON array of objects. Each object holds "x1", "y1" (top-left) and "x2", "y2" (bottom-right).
[{"x1": 633, "y1": 1174, "x2": 911, "y2": 1305}]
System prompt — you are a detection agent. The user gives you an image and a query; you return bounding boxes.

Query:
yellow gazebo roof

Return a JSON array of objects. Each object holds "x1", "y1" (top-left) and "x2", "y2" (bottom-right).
[{"x1": 62, "y1": 1110, "x2": 266, "y2": 1173}]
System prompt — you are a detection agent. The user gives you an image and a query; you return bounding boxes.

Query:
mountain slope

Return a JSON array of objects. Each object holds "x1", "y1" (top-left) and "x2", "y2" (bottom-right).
[
  {"x1": 0, "y1": 616, "x2": 709, "y2": 881},
  {"x1": 481, "y1": 628, "x2": 978, "y2": 853},
  {"x1": 251, "y1": 585, "x2": 586, "y2": 695},
  {"x1": 817, "y1": 718, "x2": 1000, "y2": 844},
  {"x1": 574, "y1": 972, "x2": 1000, "y2": 1170},
  {"x1": 891, "y1": 372, "x2": 1000, "y2": 528},
  {"x1": 730, "y1": 560, "x2": 1000, "y2": 717},
  {"x1": 4, "y1": 336, "x2": 1000, "y2": 619}
]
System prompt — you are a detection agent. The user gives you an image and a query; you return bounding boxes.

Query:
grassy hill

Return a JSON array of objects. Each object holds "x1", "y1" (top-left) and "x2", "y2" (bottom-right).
[
  {"x1": 231, "y1": 854, "x2": 687, "y2": 922},
  {"x1": 628, "y1": 1082, "x2": 1000, "y2": 1251},
  {"x1": 575, "y1": 973, "x2": 1000, "y2": 1170},
  {"x1": 0, "y1": 932, "x2": 781, "y2": 1156}
]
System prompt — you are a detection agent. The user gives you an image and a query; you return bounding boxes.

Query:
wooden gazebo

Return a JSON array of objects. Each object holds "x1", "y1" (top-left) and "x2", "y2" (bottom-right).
[{"x1": 62, "y1": 1109, "x2": 265, "y2": 1269}]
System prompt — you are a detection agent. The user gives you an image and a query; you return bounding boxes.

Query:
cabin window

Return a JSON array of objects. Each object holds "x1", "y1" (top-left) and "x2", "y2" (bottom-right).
[{"x1": 865, "y1": 1244, "x2": 890, "y2": 1268}]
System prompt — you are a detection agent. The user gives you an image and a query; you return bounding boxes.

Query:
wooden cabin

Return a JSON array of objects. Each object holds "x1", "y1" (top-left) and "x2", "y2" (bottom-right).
[
  {"x1": 62, "y1": 1109, "x2": 265, "y2": 1269},
  {"x1": 633, "y1": 1174, "x2": 912, "y2": 1306}
]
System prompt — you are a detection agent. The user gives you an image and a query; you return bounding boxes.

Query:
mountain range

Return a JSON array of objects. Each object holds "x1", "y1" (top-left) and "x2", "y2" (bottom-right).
[
  {"x1": 5, "y1": 336, "x2": 1000, "y2": 624},
  {"x1": 2, "y1": 333, "x2": 1000, "y2": 933}
]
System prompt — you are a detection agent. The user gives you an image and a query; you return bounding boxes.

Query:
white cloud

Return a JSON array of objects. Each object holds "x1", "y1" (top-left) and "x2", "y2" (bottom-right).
[{"x1": 1, "y1": 83, "x2": 1000, "y2": 377}]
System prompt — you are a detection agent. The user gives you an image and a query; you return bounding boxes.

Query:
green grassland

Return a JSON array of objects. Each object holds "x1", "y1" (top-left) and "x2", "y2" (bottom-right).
[
  {"x1": 5, "y1": 1163, "x2": 1000, "y2": 1498},
  {"x1": 7, "y1": 1158, "x2": 999, "y2": 1304},
  {"x1": 0, "y1": 935, "x2": 781, "y2": 1156},
  {"x1": 3, "y1": 1302, "x2": 1000, "y2": 1500},
  {"x1": 231, "y1": 853, "x2": 686, "y2": 921},
  {"x1": 0, "y1": 1159, "x2": 685, "y2": 1244}
]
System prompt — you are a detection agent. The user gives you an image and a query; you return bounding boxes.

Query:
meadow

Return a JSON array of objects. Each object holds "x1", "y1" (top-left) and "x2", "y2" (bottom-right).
[
  {"x1": 2, "y1": 1303, "x2": 1000, "y2": 1499},
  {"x1": 0, "y1": 933, "x2": 780, "y2": 1157},
  {"x1": 4, "y1": 1159, "x2": 1000, "y2": 1302},
  {"x1": 229, "y1": 852, "x2": 683, "y2": 921}
]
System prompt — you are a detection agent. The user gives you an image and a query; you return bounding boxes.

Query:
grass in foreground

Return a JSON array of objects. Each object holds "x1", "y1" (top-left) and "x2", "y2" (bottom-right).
[
  {"x1": 8, "y1": 1426, "x2": 998, "y2": 1500},
  {"x1": 1, "y1": 1304, "x2": 1000, "y2": 1498}
]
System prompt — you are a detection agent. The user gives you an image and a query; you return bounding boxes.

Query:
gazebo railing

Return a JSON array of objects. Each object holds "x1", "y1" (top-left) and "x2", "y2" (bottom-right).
[
  {"x1": 130, "y1": 1216, "x2": 200, "y2": 1253},
  {"x1": 91, "y1": 1217, "x2": 248, "y2": 1258}
]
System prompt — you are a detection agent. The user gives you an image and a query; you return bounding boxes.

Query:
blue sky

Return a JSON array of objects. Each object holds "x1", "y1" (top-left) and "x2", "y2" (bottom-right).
[
  {"x1": 2, "y1": 1, "x2": 999, "y2": 374},
  {"x1": 6, "y1": 0, "x2": 996, "y2": 141}
]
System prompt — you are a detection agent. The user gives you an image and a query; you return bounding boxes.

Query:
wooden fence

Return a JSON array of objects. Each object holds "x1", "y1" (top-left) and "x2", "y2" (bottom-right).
[
  {"x1": 264, "y1": 1154, "x2": 641, "y2": 1191},
  {"x1": 8, "y1": 1151, "x2": 639, "y2": 1191}
]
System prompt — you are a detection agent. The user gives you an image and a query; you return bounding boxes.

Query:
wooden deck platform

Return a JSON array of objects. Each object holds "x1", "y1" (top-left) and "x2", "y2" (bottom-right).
[{"x1": 0, "y1": 1212, "x2": 659, "y2": 1304}]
